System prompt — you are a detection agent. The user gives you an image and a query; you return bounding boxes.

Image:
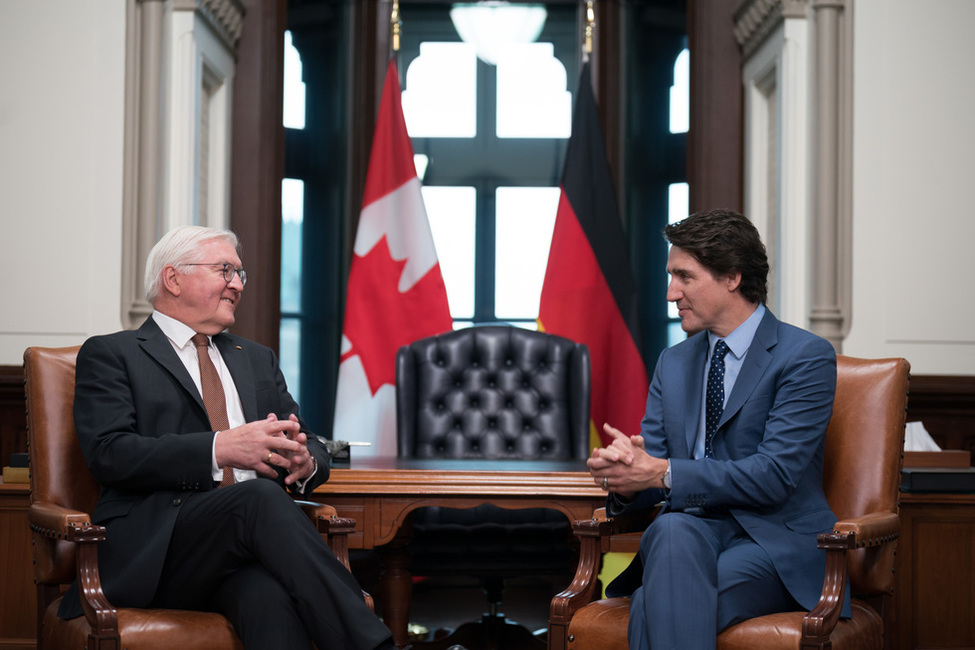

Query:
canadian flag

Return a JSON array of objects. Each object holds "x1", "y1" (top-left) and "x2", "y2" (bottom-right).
[{"x1": 332, "y1": 59, "x2": 453, "y2": 456}]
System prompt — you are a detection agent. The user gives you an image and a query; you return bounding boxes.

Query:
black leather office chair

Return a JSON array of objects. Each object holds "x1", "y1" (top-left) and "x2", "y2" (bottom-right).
[{"x1": 396, "y1": 325, "x2": 590, "y2": 649}]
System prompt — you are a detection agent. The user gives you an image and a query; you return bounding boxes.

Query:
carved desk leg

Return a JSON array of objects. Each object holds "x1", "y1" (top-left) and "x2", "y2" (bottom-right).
[{"x1": 379, "y1": 523, "x2": 414, "y2": 648}]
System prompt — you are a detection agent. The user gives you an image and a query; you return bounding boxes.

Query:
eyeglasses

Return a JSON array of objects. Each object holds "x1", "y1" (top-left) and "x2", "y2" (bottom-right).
[{"x1": 182, "y1": 262, "x2": 247, "y2": 287}]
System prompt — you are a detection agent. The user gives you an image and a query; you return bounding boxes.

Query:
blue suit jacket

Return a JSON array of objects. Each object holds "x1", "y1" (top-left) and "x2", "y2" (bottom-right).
[
  {"x1": 607, "y1": 309, "x2": 851, "y2": 617},
  {"x1": 59, "y1": 316, "x2": 330, "y2": 618}
]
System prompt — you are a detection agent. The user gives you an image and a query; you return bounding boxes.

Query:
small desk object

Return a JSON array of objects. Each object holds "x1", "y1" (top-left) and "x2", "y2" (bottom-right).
[{"x1": 311, "y1": 457, "x2": 606, "y2": 648}]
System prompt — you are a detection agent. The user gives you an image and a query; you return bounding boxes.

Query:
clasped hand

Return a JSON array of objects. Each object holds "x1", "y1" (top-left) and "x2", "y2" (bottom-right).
[
  {"x1": 587, "y1": 423, "x2": 668, "y2": 497},
  {"x1": 214, "y1": 414, "x2": 316, "y2": 484}
]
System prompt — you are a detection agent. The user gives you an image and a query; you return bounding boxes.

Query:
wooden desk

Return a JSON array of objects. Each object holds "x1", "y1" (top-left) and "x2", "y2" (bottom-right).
[
  {"x1": 0, "y1": 461, "x2": 605, "y2": 650},
  {"x1": 310, "y1": 457, "x2": 606, "y2": 648},
  {"x1": 893, "y1": 491, "x2": 975, "y2": 650},
  {"x1": 0, "y1": 482, "x2": 35, "y2": 650}
]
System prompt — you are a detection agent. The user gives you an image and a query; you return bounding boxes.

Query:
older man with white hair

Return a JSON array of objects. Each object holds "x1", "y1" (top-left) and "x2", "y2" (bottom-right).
[{"x1": 59, "y1": 225, "x2": 396, "y2": 650}]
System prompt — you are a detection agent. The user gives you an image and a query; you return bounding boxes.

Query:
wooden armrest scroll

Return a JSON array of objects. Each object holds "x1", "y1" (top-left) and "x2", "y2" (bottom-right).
[
  {"x1": 551, "y1": 505, "x2": 659, "y2": 638},
  {"x1": 296, "y1": 500, "x2": 354, "y2": 568},
  {"x1": 551, "y1": 517, "x2": 605, "y2": 629},
  {"x1": 315, "y1": 516, "x2": 356, "y2": 570},
  {"x1": 295, "y1": 499, "x2": 338, "y2": 520},
  {"x1": 801, "y1": 531, "x2": 856, "y2": 645},
  {"x1": 294, "y1": 500, "x2": 373, "y2": 611},
  {"x1": 30, "y1": 511, "x2": 119, "y2": 639},
  {"x1": 68, "y1": 522, "x2": 119, "y2": 637}
]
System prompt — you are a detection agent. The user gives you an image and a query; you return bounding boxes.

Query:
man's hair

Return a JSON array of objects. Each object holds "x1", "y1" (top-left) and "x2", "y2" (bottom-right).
[
  {"x1": 144, "y1": 225, "x2": 240, "y2": 305},
  {"x1": 663, "y1": 209, "x2": 769, "y2": 304}
]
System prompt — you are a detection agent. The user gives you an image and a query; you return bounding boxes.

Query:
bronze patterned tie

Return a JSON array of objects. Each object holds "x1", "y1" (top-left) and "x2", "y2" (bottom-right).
[{"x1": 192, "y1": 334, "x2": 235, "y2": 487}]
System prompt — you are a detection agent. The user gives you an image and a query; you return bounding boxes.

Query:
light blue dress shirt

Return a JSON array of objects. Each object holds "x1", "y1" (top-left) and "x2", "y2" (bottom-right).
[{"x1": 691, "y1": 303, "x2": 766, "y2": 459}]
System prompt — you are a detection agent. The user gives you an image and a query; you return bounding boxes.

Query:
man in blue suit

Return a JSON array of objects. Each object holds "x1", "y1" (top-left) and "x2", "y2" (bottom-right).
[{"x1": 588, "y1": 209, "x2": 848, "y2": 648}]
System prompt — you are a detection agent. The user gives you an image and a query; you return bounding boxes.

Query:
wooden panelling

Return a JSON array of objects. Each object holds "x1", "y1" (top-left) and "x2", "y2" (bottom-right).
[
  {"x1": 688, "y1": 0, "x2": 744, "y2": 213},
  {"x1": 0, "y1": 484, "x2": 36, "y2": 649},
  {"x1": 1, "y1": 370, "x2": 36, "y2": 649},
  {"x1": 906, "y1": 375, "x2": 975, "y2": 463},
  {"x1": 228, "y1": 0, "x2": 287, "y2": 350},
  {"x1": 894, "y1": 493, "x2": 975, "y2": 650},
  {"x1": 0, "y1": 366, "x2": 25, "y2": 471}
]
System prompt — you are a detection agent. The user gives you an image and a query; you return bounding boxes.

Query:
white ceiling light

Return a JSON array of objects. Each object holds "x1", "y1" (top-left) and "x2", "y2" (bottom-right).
[{"x1": 449, "y1": 2, "x2": 548, "y2": 66}]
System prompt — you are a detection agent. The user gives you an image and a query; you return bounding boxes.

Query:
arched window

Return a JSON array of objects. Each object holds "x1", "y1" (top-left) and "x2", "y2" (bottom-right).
[
  {"x1": 398, "y1": 2, "x2": 577, "y2": 329},
  {"x1": 275, "y1": 1, "x2": 690, "y2": 433}
]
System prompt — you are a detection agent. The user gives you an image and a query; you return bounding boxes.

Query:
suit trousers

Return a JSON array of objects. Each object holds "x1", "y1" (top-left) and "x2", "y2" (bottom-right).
[
  {"x1": 627, "y1": 512, "x2": 798, "y2": 650},
  {"x1": 151, "y1": 479, "x2": 391, "y2": 650}
]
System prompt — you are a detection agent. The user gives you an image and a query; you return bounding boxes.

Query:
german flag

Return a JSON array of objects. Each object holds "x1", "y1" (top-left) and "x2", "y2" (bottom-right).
[{"x1": 538, "y1": 61, "x2": 648, "y2": 448}]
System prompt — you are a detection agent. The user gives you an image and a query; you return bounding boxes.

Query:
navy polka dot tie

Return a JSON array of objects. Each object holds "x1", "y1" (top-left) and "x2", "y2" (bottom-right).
[{"x1": 705, "y1": 340, "x2": 730, "y2": 458}]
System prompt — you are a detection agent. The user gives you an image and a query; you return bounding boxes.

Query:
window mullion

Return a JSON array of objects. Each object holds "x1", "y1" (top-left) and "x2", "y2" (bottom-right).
[{"x1": 473, "y1": 181, "x2": 497, "y2": 323}]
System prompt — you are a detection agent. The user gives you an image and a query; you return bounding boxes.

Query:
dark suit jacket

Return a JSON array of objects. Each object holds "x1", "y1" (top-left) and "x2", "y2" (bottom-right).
[
  {"x1": 59, "y1": 316, "x2": 330, "y2": 618},
  {"x1": 607, "y1": 309, "x2": 851, "y2": 617}
]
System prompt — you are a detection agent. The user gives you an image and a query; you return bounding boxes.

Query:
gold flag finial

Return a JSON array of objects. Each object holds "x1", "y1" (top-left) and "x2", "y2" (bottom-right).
[
  {"x1": 584, "y1": 0, "x2": 595, "y2": 56},
  {"x1": 391, "y1": 0, "x2": 402, "y2": 52}
]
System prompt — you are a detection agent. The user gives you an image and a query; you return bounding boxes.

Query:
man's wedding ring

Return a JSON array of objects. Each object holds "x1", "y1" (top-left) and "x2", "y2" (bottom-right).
[
  {"x1": 267, "y1": 452, "x2": 274, "y2": 464},
  {"x1": 602, "y1": 476, "x2": 608, "y2": 490}
]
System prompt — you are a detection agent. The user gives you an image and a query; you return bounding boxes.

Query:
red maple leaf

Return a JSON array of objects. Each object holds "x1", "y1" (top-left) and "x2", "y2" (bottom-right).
[{"x1": 341, "y1": 235, "x2": 452, "y2": 395}]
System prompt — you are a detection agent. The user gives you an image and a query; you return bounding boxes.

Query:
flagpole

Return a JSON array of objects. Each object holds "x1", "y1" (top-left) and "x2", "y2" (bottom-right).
[
  {"x1": 390, "y1": 0, "x2": 401, "y2": 53},
  {"x1": 390, "y1": 0, "x2": 402, "y2": 88},
  {"x1": 584, "y1": 0, "x2": 594, "y2": 62}
]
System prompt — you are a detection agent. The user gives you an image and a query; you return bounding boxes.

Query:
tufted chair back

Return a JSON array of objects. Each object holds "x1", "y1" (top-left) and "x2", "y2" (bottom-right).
[
  {"x1": 395, "y1": 326, "x2": 591, "y2": 646},
  {"x1": 396, "y1": 325, "x2": 590, "y2": 460}
]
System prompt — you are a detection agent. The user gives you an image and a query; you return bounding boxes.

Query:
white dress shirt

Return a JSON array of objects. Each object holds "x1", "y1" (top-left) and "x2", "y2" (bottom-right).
[{"x1": 152, "y1": 311, "x2": 257, "y2": 483}]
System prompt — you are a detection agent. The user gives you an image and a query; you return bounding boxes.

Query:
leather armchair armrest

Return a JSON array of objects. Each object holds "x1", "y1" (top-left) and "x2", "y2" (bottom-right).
[
  {"x1": 29, "y1": 501, "x2": 103, "y2": 587},
  {"x1": 28, "y1": 501, "x2": 93, "y2": 538},
  {"x1": 29, "y1": 502, "x2": 118, "y2": 637},
  {"x1": 832, "y1": 511, "x2": 900, "y2": 547},
  {"x1": 802, "y1": 513, "x2": 901, "y2": 647},
  {"x1": 835, "y1": 510, "x2": 901, "y2": 596}
]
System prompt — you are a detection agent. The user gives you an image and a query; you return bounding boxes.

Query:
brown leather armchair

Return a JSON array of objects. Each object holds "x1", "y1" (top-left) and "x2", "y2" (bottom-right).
[
  {"x1": 24, "y1": 345, "x2": 366, "y2": 650},
  {"x1": 549, "y1": 355, "x2": 910, "y2": 650}
]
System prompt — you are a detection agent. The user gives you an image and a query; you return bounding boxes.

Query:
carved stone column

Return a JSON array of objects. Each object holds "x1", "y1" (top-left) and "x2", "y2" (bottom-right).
[
  {"x1": 809, "y1": 0, "x2": 851, "y2": 351},
  {"x1": 121, "y1": 0, "x2": 167, "y2": 328},
  {"x1": 735, "y1": 0, "x2": 852, "y2": 350},
  {"x1": 120, "y1": 0, "x2": 244, "y2": 329}
]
